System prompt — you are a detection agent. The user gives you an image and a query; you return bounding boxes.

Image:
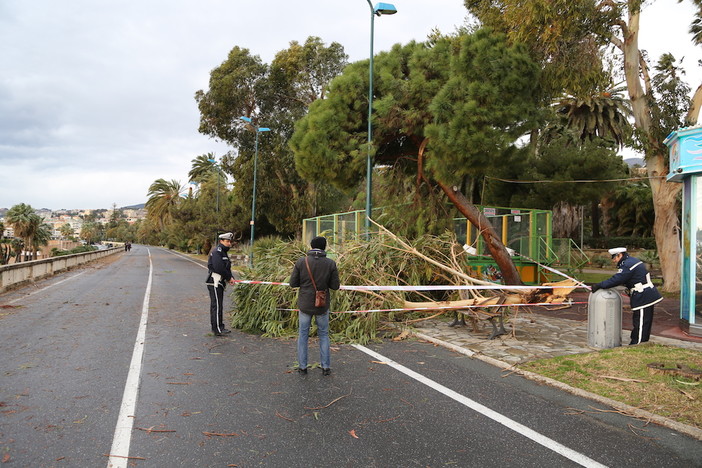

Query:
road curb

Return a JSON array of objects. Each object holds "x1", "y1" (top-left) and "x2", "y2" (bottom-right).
[{"x1": 412, "y1": 331, "x2": 702, "y2": 442}]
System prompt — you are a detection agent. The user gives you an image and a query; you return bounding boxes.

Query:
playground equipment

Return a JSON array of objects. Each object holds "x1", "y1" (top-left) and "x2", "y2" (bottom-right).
[{"x1": 302, "y1": 205, "x2": 589, "y2": 284}]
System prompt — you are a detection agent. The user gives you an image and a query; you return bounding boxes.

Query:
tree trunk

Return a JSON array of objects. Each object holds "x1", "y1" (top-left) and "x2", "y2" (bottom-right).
[
  {"x1": 552, "y1": 201, "x2": 580, "y2": 238},
  {"x1": 687, "y1": 83, "x2": 702, "y2": 125},
  {"x1": 437, "y1": 182, "x2": 523, "y2": 285},
  {"x1": 647, "y1": 152, "x2": 681, "y2": 292},
  {"x1": 620, "y1": 4, "x2": 681, "y2": 292},
  {"x1": 591, "y1": 200, "x2": 600, "y2": 238}
]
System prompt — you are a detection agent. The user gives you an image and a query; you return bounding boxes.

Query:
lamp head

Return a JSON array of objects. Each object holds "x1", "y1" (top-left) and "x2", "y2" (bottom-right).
[{"x1": 374, "y1": 2, "x2": 397, "y2": 15}]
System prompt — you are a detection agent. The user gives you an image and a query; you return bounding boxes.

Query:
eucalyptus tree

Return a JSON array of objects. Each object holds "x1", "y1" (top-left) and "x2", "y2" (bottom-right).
[
  {"x1": 463, "y1": 0, "x2": 702, "y2": 291},
  {"x1": 195, "y1": 37, "x2": 349, "y2": 237}
]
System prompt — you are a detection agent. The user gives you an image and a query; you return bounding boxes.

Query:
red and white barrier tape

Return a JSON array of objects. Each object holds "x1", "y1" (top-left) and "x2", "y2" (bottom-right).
[
  {"x1": 232, "y1": 279, "x2": 587, "y2": 291},
  {"x1": 276, "y1": 300, "x2": 586, "y2": 315}
]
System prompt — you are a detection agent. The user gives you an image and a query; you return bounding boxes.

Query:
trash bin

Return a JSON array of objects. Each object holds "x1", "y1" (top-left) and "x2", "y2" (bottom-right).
[{"x1": 587, "y1": 289, "x2": 622, "y2": 348}]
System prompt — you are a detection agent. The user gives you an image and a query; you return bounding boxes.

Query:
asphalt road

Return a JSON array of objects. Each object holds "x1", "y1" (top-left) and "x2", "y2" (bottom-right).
[{"x1": 1, "y1": 246, "x2": 700, "y2": 467}]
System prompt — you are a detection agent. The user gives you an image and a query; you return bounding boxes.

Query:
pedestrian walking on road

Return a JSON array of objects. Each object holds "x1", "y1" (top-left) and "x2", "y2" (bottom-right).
[
  {"x1": 289, "y1": 236, "x2": 340, "y2": 375},
  {"x1": 591, "y1": 247, "x2": 663, "y2": 344},
  {"x1": 206, "y1": 232, "x2": 236, "y2": 336}
]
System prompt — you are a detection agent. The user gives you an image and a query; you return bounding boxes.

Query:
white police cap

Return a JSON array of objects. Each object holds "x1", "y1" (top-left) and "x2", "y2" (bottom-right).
[
  {"x1": 219, "y1": 232, "x2": 234, "y2": 240},
  {"x1": 608, "y1": 247, "x2": 626, "y2": 257}
]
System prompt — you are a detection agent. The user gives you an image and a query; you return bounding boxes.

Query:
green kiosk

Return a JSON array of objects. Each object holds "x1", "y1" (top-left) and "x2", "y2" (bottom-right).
[{"x1": 664, "y1": 125, "x2": 702, "y2": 337}]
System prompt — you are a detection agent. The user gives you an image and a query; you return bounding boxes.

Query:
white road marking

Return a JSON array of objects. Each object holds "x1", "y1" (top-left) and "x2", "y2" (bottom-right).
[
  {"x1": 5, "y1": 271, "x2": 87, "y2": 304},
  {"x1": 107, "y1": 249, "x2": 153, "y2": 468},
  {"x1": 353, "y1": 344, "x2": 608, "y2": 468},
  {"x1": 163, "y1": 248, "x2": 207, "y2": 269}
]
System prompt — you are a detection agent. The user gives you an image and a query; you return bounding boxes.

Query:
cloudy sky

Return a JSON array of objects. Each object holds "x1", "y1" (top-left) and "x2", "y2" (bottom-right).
[{"x1": 1, "y1": 0, "x2": 700, "y2": 210}]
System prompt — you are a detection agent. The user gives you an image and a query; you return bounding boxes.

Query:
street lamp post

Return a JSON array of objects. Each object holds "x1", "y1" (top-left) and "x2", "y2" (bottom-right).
[
  {"x1": 240, "y1": 116, "x2": 270, "y2": 267},
  {"x1": 364, "y1": 1, "x2": 397, "y2": 238}
]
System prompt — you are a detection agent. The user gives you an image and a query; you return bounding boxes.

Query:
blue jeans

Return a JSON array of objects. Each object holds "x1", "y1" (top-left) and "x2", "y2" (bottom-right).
[{"x1": 297, "y1": 311, "x2": 330, "y2": 369}]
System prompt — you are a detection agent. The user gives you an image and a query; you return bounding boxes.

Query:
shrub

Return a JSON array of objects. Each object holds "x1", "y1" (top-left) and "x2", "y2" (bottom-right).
[{"x1": 584, "y1": 236, "x2": 656, "y2": 250}]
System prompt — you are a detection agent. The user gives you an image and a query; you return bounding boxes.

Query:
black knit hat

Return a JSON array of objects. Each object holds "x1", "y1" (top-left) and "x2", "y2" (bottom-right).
[{"x1": 310, "y1": 236, "x2": 327, "y2": 250}]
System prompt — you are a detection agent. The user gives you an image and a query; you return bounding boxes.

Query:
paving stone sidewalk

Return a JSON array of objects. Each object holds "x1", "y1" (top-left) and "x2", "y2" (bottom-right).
[{"x1": 411, "y1": 313, "x2": 702, "y2": 365}]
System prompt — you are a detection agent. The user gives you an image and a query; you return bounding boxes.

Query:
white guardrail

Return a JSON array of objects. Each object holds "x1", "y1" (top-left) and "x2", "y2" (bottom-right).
[{"x1": 0, "y1": 247, "x2": 123, "y2": 294}]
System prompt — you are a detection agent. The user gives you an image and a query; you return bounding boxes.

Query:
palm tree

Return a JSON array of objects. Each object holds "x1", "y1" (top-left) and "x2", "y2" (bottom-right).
[
  {"x1": 188, "y1": 153, "x2": 220, "y2": 184},
  {"x1": 553, "y1": 86, "x2": 632, "y2": 148},
  {"x1": 59, "y1": 223, "x2": 74, "y2": 240},
  {"x1": 146, "y1": 179, "x2": 184, "y2": 229},
  {"x1": 6, "y1": 203, "x2": 36, "y2": 261},
  {"x1": 31, "y1": 221, "x2": 52, "y2": 259}
]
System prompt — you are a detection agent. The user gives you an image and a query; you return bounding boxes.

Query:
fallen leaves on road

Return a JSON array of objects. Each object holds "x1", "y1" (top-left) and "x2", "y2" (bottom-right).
[
  {"x1": 392, "y1": 330, "x2": 410, "y2": 341},
  {"x1": 304, "y1": 391, "x2": 351, "y2": 410},
  {"x1": 136, "y1": 426, "x2": 176, "y2": 433},
  {"x1": 202, "y1": 431, "x2": 238, "y2": 437},
  {"x1": 275, "y1": 411, "x2": 294, "y2": 422},
  {"x1": 348, "y1": 429, "x2": 359, "y2": 439}
]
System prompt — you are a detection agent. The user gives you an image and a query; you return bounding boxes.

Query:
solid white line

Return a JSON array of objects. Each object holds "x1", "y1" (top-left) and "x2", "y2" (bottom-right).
[
  {"x1": 107, "y1": 249, "x2": 153, "y2": 468},
  {"x1": 162, "y1": 248, "x2": 207, "y2": 269},
  {"x1": 5, "y1": 271, "x2": 87, "y2": 304},
  {"x1": 352, "y1": 344, "x2": 608, "y2": 468}
]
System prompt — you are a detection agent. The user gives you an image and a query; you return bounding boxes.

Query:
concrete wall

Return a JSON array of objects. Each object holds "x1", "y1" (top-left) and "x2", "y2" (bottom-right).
[{"x1": 0, "y1": 247, "x2": 122, "y2": 294}]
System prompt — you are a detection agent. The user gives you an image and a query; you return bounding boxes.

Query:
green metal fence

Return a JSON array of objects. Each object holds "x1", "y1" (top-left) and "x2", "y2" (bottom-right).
[
  {"x1": 302, "y1": 206, "x2": 592, "y2": 283},
  {"x1": 303, "y1": 206, "x2": 551, "y2": 256}
]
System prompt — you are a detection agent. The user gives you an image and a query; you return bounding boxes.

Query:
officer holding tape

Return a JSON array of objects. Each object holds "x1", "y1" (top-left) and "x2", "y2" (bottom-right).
[
  {"x1": 206, "y1": 232, "x2": 236, "y2": 336},
  {"x1": 592, "y1": 247, "x2": 662, "y2": 344}
]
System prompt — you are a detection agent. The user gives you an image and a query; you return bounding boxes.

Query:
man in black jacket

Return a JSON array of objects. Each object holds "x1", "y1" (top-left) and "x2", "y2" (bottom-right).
[
  {"x1": 206, "y1": 232, "x2": 236, "y2": 336},
  {"x1": 592, "y1": 247, "x2": 663, "y2": 344},
  {"x1": 290, "y1": 236, "x2": 340, "y2": 375}
]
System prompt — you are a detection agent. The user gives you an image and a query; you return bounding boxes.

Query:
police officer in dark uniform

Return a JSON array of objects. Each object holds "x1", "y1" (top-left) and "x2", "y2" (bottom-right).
[
  {"x1": 592, "y1": 247, "x2": 663, "y2": 344},
  {"x1": 206, "y1": 232, "x2": 236, "y2": 336}
]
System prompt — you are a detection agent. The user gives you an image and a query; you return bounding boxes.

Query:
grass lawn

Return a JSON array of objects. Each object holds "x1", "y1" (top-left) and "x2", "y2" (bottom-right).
[{"x1": 520, "y1": 343, "x2": 702, "y2": 429}]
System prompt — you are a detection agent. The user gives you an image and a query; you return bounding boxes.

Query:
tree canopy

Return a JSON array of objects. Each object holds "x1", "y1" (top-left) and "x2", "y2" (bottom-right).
[{"x1": 194, "y1": 37, "x2": 350, "y2": 237}]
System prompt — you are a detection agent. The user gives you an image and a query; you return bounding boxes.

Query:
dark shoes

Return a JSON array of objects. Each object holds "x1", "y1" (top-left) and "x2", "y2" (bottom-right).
[
  {"x1": 297, "y1": 367, "x2": 330, "y2": 375},
  {"x1": 220, "y1": 329, "x2": 232, "y2": 334}
]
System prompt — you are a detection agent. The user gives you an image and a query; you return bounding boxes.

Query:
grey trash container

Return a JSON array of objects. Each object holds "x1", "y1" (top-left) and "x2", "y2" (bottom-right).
[{"x1": 587, "y1": 289, "x2": 622, "y2": 348}]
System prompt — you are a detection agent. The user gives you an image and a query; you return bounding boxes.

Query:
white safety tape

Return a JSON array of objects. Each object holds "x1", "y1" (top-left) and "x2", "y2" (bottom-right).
[
  {"x1": 233, "y1": 279, "x2": 584, "y2": 291},
  {"x1": 275, "y1": 300, "x2": 585, "y2": 314}
]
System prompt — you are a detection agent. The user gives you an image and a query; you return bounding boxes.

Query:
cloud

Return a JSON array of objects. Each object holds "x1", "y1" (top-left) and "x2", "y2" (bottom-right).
[{"x1": 0, "y1": 0, "x2": 699, "y2": 210}]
